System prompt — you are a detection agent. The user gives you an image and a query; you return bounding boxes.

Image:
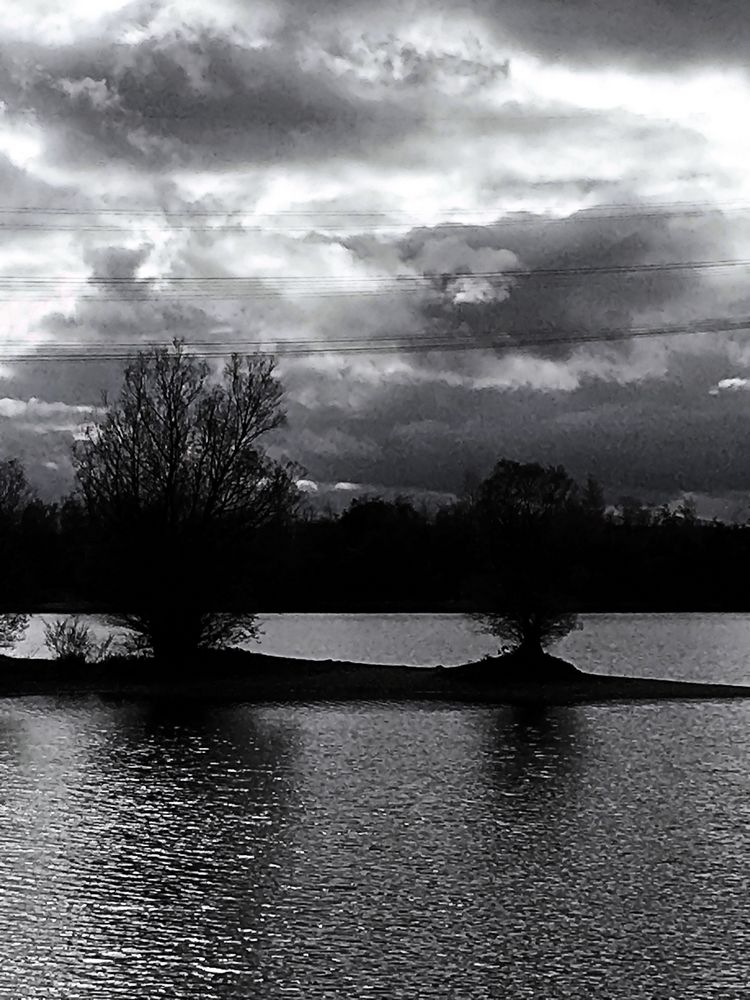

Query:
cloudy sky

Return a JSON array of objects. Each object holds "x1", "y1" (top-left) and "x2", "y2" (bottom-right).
[{"x1": 3, "y1": 0, "x2": 750, "y2": 514}]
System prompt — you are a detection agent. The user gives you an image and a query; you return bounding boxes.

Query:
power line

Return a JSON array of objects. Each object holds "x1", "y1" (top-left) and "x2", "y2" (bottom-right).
[
  {"x1": 0, "y1": 257, "x2": 748, "y2": 301},
  {"x1": 2, "y1": 316, "x2": 749, "y2": 362},
  {"x1": 6, "y1": 199, "x2": 743, "y2": 215},
  {"x1": 4, "y1": 259, "x2": 745, "y2": 280},
  {"x1": 0, "y1": 200, "x2": 747, "y2": 232}
]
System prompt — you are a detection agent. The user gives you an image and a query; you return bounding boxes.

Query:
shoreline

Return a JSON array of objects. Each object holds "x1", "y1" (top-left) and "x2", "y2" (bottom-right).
[{"x1": 1, "y1": 650, "x2": 749, "y2": 705}]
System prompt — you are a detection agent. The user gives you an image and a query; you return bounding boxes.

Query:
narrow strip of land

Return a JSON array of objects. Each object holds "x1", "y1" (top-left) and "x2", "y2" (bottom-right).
[{"x1": 1, "y1": 651, "x2": 749, "y2": 704}]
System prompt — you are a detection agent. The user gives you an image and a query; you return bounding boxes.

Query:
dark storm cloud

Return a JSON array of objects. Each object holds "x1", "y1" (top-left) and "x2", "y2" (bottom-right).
[
  {"x1": 84, "y1": 244, "x2": 151, "y2": 279},
  {"x1": 337, "y1": 201, "x2": 750, "y2": 373},
  {"x1": 503, "y1": 211, "x2": 736, "y2": 334},
  {"x1": 478, "y1": 0, "x2": 750, "y2": 69},
  {"x1": 0, "y1": 28, "x2": 433, "y2": 172},
  {"x1": 274, "y1": 0, "x2": 750, "y2": 69},
  {"x1": 281, "y1": 338, "x2": 750, "y2": 500},
  {"x1": 273, "y1": 195, "x2": 750, "y2": 504},
  {"x1": 0, "y1": 396, "x2": 98, "y2": 498}
]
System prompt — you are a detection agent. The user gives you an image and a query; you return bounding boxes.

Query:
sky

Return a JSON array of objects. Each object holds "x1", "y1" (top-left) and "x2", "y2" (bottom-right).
[{"x1": 3, "y1": 0, "x2": 750, "y2": 515}]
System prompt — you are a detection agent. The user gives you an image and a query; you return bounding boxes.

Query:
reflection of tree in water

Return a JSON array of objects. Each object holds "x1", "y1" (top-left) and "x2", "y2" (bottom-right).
[
  {"x1": 488, "y1": 704, "x2": 585, "y2": 778},
  {"x1": 469, "y1": 704, "x2": 593, "y2": 988},
  {"x1": 478, "y1": 704, "x2": 588, "y2": 857},
  {"x1": 54, "y1": 701, "x2": 303, "y2": 997}
]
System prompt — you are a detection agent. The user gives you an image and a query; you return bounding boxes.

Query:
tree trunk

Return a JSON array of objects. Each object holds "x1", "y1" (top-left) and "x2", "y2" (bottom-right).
[{"x1": 517, "y1": 636, "x2": 544, "y2": 661}]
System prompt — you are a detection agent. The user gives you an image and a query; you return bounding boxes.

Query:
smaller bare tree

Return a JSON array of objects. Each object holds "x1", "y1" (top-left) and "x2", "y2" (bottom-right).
[
  {"x1": 473, "y1": 605, "x2": 579, "y2": 658},
  {"x1": 471, "y1": 459, "x2": 586, "y2": 663}
]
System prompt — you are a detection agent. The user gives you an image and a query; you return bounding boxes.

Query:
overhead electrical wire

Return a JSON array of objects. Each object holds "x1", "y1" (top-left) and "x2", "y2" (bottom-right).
[
  {"x1": 5, "y1": 258, "x2": 750, "y2": 280},
  {"x1": 2, "y1": 316, "x2": 750, "y2": 363},
  {"x1": 0, "y1": 257, "x2": 749, "y2": 303},
  {"x1": 0, "y1": 199, "x2": 749, "y2": 232},
  {"x1": 4, "y1": 199, "x2": 745, "y2": 215},
  {"x1": 2, "y1": 199, "x2": 749, "y2": 360}
]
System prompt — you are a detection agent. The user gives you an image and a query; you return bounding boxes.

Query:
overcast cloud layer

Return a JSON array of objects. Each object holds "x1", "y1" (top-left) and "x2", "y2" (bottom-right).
[{"x1": 3, "y1": 0, "x2": 750, "y2": 513}]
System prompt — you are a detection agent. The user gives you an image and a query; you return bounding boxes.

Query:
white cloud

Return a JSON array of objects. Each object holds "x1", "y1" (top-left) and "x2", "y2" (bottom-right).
[
  {"x1": 2, "y1": 0, "x2": 133, "y2": 43},
  {"x1": 409, "y1": 234, "x2": 519, "y2": 304},
  {"x1": 0, "y1": 397, "x2": 100, "y2": 437},
  {"x1": 0, "y1": 397, "x2": 95, "y2": 420},
  {"x1": 0, "y1": 122, "x2": 44, "y2": 170},
  {"x1": 296, "y1": 478, "x2": 319, "y2": 492},
  {"x1": 709, "y1": 377, "x2": 750, "y2": 395}
]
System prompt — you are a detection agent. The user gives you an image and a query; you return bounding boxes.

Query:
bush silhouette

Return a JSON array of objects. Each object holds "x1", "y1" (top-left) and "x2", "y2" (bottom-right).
[{"x1": 43, "y1": 617, "x2": 114, "y2": 664}]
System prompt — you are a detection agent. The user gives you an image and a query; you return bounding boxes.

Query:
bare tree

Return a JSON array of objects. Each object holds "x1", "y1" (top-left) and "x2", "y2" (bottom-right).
[
  {"x1": 73, "y1": 341, "x2": 299, "y2": 659},
  {"x1": 0, "y1": 459, "x2": 32, "y2": 519}
]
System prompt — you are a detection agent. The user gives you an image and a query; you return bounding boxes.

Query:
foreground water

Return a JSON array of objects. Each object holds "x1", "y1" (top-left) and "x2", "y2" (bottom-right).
[
  {"x1": 0, "y1": 698, "x2": 748, "y2": 997},
  {"x1": 10, "y1": 611, "x2": 750, "y2": 684}
]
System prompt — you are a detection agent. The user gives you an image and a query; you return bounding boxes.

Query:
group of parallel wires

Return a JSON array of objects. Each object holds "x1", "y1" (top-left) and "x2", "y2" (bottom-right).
[{"x1": 2, "y1": 199, "x2": 750, "y2": 362}]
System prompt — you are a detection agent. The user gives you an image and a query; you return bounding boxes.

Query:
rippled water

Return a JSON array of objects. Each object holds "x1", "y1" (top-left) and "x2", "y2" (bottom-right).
[{"x1": 0, "y1": 698, "x2": 748, "y2": 997}]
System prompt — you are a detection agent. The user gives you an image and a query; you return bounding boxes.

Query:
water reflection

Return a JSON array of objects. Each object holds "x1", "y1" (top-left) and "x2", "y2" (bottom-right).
[
  {"x1": 0, "y1": 700, "x2": 301, "y2": 997},
  {"x1": 487, "y1": 704, "x2": 585, "y2": 781},
  {"x1": 0, "y1": 699, "x2": 748, "y2": 998},
  {"x1": 480, "y1": 705, "x2": 586, "y2": 844}
]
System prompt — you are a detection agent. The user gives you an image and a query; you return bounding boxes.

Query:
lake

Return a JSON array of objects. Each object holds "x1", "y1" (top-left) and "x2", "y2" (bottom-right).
[
  {"x1": 2, "y1": 614, "x2": 749, "y2": 995},
  {"x1": 0, "y1": 697, "x2": 748, "y2": 997},
  {"x1": 8, "y1": 611, "x2": 750, "y2": 684}
]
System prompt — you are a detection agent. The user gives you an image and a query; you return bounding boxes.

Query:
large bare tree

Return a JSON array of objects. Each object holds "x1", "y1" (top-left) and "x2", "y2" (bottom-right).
[{"x1": 73, "y1": 342, "x2": 299, "y2": 659}]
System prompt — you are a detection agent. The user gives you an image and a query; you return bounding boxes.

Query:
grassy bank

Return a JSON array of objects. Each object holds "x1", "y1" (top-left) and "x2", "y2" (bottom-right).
[{"x1": 1, "y1": 650, "x2": 749, "y2": 704}]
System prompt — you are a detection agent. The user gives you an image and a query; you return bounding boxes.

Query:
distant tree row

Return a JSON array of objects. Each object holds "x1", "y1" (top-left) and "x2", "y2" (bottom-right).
[{"x1": 3, "y1": 341, "x2": 750, "y2": 662}]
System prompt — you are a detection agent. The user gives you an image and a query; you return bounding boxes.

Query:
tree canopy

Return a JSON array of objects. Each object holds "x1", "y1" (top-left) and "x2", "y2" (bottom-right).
[
  {"x1": 471, "y1": 459, "x2": 588, "y2": 656},
  {"x1": 73, "y1": 341, "x2": 299, "y2": 658}
]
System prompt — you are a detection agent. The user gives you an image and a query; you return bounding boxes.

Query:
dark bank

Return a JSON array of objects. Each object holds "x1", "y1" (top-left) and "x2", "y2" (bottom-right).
[{"x1": 2, "y1": 648, "x2": 750, "y2": 704}]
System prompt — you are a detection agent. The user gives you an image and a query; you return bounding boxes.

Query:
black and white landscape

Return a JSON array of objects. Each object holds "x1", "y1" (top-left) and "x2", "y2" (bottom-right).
[{"x1": 1, "y1": 2, "x2": 749, "y2": 998}]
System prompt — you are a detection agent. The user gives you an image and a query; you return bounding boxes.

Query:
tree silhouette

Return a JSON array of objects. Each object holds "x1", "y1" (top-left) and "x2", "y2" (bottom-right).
[
  {"x1": 73, "y1": 341, "x2": 299, "y2": 660},
  {"x1": 472, "y1": 605, "x2": 580, "y2": 657},
  {"x1": 0, "y1": 458, "x2": 31, "y2": 517},
  {"x1": 471, "y1": 460, "x2": 586, "y2": 658}
]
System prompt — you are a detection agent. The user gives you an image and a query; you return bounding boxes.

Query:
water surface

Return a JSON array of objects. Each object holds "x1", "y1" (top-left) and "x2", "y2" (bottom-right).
[{"x1": 0, "y1": 698, "x2": 747, "y2": 997}]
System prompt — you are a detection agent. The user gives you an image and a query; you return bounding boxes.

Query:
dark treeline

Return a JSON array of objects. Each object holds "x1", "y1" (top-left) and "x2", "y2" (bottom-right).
[
  {"x1": 3, "y1": 340, "x2": 750, "y2": 665},
  {"x1": 2, "y1": 456, "x2": 750, "y2": 615}
]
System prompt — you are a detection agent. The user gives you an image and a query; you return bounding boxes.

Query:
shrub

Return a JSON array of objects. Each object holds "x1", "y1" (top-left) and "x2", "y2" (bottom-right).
[{"x1": 43, "y1": 617, "x2": 115, "y2": 664}]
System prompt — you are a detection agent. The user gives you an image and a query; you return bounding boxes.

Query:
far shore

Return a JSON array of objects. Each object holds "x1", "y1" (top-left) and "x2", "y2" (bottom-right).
[{"x1": 1, "y1": 649, "x2": 749, "y2": 705}]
